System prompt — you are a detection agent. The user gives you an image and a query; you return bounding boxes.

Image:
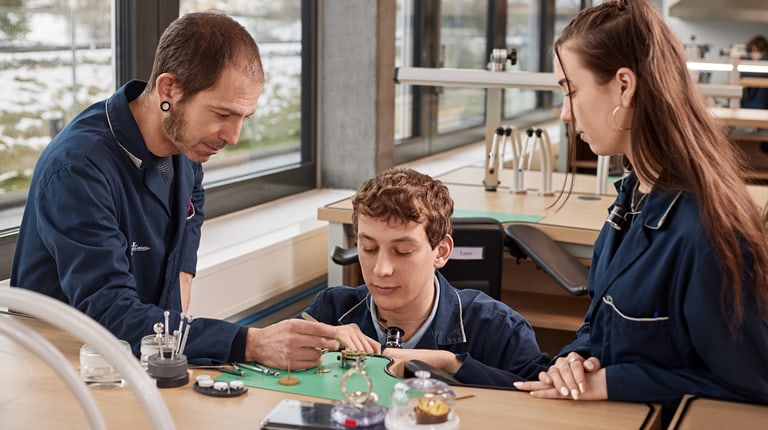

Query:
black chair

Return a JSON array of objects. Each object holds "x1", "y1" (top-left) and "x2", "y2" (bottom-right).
[
  {"x1": 504, "y1": 223, "x2": 588, "y2": 296},
  {"x1": 331, "y1": 217, "x2": 504, "y2": 300}
]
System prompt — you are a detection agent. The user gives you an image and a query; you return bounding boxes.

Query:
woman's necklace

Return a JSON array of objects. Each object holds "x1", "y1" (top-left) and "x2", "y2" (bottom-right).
[{"x1": 629, "y1": 181, "x2": 648, "y2": 213}]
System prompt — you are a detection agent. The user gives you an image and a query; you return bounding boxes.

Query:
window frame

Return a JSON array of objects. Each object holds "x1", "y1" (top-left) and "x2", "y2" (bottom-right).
[
  {"x1": 394, "y1": 0, "x2": 558, "y2": 165},
  {"x1": 0, "y1": 0, "x2": 318, "y2": 279}
]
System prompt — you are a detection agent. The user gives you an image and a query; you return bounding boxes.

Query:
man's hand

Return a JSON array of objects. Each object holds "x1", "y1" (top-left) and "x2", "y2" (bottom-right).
[
  {"x1": 179, "y1": 271, "x2": 193, "y2": 313},
  {"x1": 245, "y1": 319, "x2": 351, "y2": 370},
  {"x1": 382, "y1": 348, "x2": 462, "y2": 374},
  {"x1": 514, "y1": 353, "x2": 605, "y2": 400},
  {"x1": 333, "y1": 323, "x2": 381, "y2": 354}
]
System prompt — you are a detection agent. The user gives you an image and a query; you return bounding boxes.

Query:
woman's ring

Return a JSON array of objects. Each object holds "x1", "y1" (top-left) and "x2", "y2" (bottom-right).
[{"x1": 569, "y1": 358, "x2": 579, "y2": 364}]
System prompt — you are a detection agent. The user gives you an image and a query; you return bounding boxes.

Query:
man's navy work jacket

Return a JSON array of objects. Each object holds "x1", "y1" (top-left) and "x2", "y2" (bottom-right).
[{"x1": 11, "y1": 80, "x2": 241, "y2": 363}]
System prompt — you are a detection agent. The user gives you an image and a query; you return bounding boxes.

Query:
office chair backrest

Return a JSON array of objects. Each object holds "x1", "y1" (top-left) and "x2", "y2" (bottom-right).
[
  {"x1": 504, "y1": 223, "x2": 588, "y2": 296},
  {"x1": 439, "y1": 217, "x2": 504, "y2": 300},
  {"x1": 330, "y1": 217, "x2": 504, "y2": 300}
]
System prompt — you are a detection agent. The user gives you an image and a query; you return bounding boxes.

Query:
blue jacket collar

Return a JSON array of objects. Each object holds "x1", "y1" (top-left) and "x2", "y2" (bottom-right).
[
  {"x1": 612, "y1": 173, "x2": 683, "y2": 230},
  {"x1": 428, "y1": 271, "x2": 468, "y2": 347},
  {"x1": 338, "y1": 272, "x2": 468, "y2": 348},
  {"x1": 105, "y1": 80, "x2": 149, "y2": 170},
  {"x1": 592, "y1": 174, "x2": 686, "y2": 304}
]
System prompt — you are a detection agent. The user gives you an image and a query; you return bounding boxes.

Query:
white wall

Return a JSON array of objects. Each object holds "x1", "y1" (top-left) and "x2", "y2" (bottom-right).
[{"x1": 663, "y1": 1, "x2": 767, "y2": 60}]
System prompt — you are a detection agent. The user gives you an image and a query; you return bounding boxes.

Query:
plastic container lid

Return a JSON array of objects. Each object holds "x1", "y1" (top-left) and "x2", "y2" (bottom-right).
[{"x1": 385, "y1": 370, "x2": 460, "y2": 430}]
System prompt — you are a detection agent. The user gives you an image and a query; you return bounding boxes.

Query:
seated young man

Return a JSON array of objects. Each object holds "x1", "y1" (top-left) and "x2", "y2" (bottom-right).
[{"x1": 300, "y1": 168, "x2": 550, "y2": 387}]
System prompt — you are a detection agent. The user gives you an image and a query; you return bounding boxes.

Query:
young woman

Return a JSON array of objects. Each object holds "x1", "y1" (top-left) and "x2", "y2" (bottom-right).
[{"x1": 514, "y1": 0, "x2": 768, "y2": 424}]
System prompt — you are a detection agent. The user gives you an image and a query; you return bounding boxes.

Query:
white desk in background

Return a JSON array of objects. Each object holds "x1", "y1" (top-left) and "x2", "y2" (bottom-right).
[
  {"x1": 318, "y1": 169, "x2": 612, "y2": 286},
  {"x1": 710, "y1": 107, "x2": 768, "y2": 180},
  {"x1": 317, "y1": 168, "x2": 613, "y2": 333},
  {"x1": 710, "y1": 106, "x2": 768, "y2": 129},
  {"x1": 318, "y1": 166, "x2": 768, "y2": 333}
]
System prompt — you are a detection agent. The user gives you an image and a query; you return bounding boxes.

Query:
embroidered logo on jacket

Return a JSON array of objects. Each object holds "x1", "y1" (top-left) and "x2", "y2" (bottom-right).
[{"x1": 130, "y1": 242, "x2": 151, "y2": 255}]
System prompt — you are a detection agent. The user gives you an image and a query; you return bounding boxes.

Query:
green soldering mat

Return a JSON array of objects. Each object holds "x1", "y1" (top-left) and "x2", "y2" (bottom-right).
[{"x1": 215, "y1": 352, "x2": 400, "y2": 407}]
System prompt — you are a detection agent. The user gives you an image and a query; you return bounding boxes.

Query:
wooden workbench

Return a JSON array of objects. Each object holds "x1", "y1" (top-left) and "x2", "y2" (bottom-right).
[
  {"x1": 1, "y1": 313, "x2": 662, "y2": 429},
  {"x1": 667, "y1": 394, "x2": 768, "y2": 430}
]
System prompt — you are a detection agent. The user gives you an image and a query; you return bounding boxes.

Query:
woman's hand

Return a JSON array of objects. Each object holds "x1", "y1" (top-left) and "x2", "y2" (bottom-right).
[{"x1": 514, "y1": 353, "x2": 606, "y2": 400}]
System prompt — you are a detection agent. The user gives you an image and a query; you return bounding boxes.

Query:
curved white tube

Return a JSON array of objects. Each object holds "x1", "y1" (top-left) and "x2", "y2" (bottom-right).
[
  {"x1": 0, "y1": 288, "x2": 175, "y2": 429},
  {"x1": 484, "y1": 128, "x2": 502, "y2": 190},
  {"x1": 0, "y1": 317, "x2": 106, "y2": 429},
  {"x1": 596, "y1": 155, "x2": 610, "y2": 195},
  {"x1": 539, "y1": 128, "x2": 553, "y2": 195}
]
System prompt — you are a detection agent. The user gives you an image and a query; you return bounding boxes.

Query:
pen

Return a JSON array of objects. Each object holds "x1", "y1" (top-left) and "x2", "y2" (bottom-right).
[{"x1": 234, "y1": 362, "x2": 281, "y2": 377}]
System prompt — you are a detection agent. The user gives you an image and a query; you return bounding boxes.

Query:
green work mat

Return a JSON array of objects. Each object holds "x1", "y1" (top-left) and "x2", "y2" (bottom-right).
[
  {"x1": 216, "y1": 352, "x2": 400, "y2": 407},
  {"x1": 454, "y1": 209, "x2": 544, "y2": 223}
]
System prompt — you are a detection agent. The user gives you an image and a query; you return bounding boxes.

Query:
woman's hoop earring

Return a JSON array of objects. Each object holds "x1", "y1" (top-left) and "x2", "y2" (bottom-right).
[
  {"x1": 160, "y1": 101, "x2": 171, "y2": 112},
  {"x1": 612, "y1": 105, "x2": 631, "y2": 131}
]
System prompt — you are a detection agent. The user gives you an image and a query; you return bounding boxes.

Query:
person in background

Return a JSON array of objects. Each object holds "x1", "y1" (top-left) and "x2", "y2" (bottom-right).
[
  {"x1": 11, "y1": 11, "x2": 342, "y2": 370},
  {"x1": 300, "y1": 168, "x2": 551, "y2": 387},
  {"x1": 741, "y1": 35, "x2": 768, "y2": 110},
  {"x1": 513, "y1": 0, "x2": 768, "y2": 425}
]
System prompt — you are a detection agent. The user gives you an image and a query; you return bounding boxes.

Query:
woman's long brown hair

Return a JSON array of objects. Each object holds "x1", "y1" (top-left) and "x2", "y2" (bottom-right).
[{"x1": 555, "y1": 0, "x2": 768, "y2": 326}]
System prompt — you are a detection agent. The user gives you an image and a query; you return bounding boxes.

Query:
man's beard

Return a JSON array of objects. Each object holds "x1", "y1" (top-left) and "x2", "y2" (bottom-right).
[
  {"x1": 163, "y1": 105, "x2": 187, "y2": 151},
  {"x1": 162, "y1": 105, "x2": 206, "y2": 162}
]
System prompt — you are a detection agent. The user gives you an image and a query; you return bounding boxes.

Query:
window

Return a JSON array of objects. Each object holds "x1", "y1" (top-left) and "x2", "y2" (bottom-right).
[
  {"x1": 503, "y1": 0, "x2": 537, "y2": 118},
  {"x1": 180, "y1": 0, "x2": 305, "y2": 186},
  {"x1": 179, "y1": 0, "x2": 314, "y2": 218},
  {"x1": 394, "y1": 0, "x2": 415, "y2": 141},
  {"x1": 438, "y1": 0, "x2": 487, "y2": 134},
  {"x1": 0, "y1": 0, "x2": 113, "y2": 231},
  {"x1": 393, "y1": 0, "x2": 567, "y2": 164},
  {"x1": 394, "y1": 0, "x2": 491, "y2": 163},
  {"x1": 0, "y1": 0, "x2": 316, "y2": 279},
  {"x1": 551, "y1": 0, "x2": 582, "y2": 109}
]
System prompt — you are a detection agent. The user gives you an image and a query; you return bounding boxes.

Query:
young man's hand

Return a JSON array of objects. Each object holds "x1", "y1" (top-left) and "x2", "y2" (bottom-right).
[{"x1": 382, "y1": 348, "x2": 462, "y2": 374}]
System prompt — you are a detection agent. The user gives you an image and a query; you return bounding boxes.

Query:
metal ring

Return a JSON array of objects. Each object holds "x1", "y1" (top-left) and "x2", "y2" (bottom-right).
[
  {"x1": 569, "y1": 357, "x2": 579, "y2": 364},
  {"x1": 340, "y1": 363, "x2": 372, "y2": 405}
]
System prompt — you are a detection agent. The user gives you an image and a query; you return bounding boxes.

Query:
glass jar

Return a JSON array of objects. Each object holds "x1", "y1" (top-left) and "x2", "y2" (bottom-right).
[
  {"x1": 385, "y1": 370, "x2": 459, "y2": 430},
  {"x1": 140, "y1": 334, "x2": 175, "y2": 368},
  {"x1": 79, "y1": 340, "x2": 131, "y2": 388}
]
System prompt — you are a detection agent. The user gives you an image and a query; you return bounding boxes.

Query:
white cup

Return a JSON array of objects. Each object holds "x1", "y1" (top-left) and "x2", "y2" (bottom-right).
[{"x1": 79, "y1": 340, "x2": 131, "y2": 388}]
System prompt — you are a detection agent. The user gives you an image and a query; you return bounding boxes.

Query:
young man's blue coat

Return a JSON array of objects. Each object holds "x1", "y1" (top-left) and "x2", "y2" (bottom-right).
[{"x1": 302, "y1": 272, "x2": 551, "y2": 387}]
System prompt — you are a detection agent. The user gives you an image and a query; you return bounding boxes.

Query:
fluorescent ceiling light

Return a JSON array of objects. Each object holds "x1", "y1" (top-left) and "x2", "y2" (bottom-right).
[
  {"x1": 686, "y1": 62, "x2": 733, "y2": 71},
  {"x1": 686, "y1": 62, "x2": 768, "y2": 74},
  {"x1": 737, "y1": 65, "x2": 768, "y2": 74}
]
